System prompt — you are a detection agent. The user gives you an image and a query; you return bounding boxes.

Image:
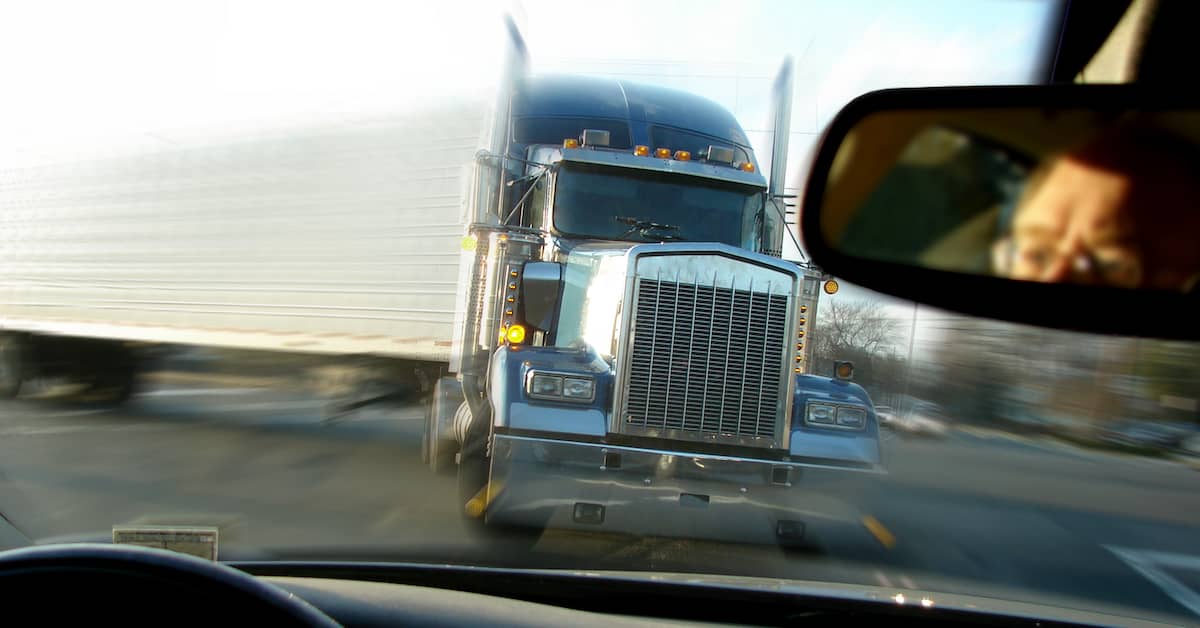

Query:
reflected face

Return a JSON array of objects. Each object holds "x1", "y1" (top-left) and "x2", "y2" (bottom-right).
[
  {"x1": 997, "y1": 134, "x2": 1200, "y2": 292},
  {"x1": 822, "y1": 107, "x2": 1200, "y2": 293},
  {"x1": 1004, "y1": 157, "x2": 1143, "y2": 288}
]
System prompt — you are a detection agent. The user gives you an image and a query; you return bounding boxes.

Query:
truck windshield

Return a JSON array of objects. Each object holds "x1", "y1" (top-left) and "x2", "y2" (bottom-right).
[{"x1": 552, "y1": 164, "x2": 760, "y2": 246}]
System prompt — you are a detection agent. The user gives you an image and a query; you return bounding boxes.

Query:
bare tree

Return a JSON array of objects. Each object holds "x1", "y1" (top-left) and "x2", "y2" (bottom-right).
[
  {"x1": 810, "y1": 299, "x2": 904, "y2": 403},
  {"x1": 814, "y1": 299, "x2": 902, "y2": 362}
]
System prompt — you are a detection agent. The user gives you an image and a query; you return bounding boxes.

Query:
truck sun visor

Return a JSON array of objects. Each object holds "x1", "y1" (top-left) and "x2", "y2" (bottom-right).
[
  {"x1": 706, "y1": 145, "x2": 735, "y2": 164},
  {"x1": 580, "y1": 129, "x2": 611, "y2": 148}
]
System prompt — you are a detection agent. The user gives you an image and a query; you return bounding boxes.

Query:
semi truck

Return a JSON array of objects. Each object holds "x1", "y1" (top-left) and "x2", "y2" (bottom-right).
[{"x1": 0, "y1": 20, "x2": 881, "y2": 544}]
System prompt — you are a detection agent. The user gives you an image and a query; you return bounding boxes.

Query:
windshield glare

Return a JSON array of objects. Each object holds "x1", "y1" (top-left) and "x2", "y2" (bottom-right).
[
  {"x1": 10, "y1": 1, "x2": 1199, "y2": 626},
  {"x1": 552, "y1": 164, "x2": 759, "y2": 246}
]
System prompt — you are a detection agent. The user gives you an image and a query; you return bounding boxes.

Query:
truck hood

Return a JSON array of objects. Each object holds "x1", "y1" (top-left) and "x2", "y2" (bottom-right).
[{"x1": 555, "y1": 241, "x2": 804, "y2": 362}]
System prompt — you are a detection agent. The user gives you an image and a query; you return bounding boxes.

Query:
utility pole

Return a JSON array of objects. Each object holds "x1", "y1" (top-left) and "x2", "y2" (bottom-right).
[{"x1": 900, "y1": 301, "x2": 918, "y2": 415}]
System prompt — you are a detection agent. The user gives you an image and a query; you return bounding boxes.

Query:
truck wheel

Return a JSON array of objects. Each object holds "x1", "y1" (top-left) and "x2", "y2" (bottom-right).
[
  {"x1": 458, "y1": 442, "x2": 534, "y2": 545},
  {"x1": 456, "y1": 429, "x2": 491, "y2": 524},
  {"x1": 0, "y1": 335, "x2": 25, "y2": 399},
  {"x1": 455, "y1": 405, "x2": 502, "y2": 528},
  {"x1": 424, "y1": 380, "x2": 461, "y2": 475},
  {"x1": 455, "y1": 408, "x2": 539, "y2": 550},
  {"x1": 424, "y1": 407, "x2": 457, "y2": 474}
]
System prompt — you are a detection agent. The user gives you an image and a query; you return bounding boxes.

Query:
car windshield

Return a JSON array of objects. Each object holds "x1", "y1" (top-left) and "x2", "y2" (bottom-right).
[
  {"x1": 9, "y1": 1, "x2": 1200, "y2": 626},
  {"x1": 552, "y1": 164, "x2": 759, "y2": 245}
]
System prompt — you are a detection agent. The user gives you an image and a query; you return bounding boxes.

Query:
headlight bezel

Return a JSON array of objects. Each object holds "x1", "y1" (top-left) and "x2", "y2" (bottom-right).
[
  {"x1": 804, "y1": 401, "x2": 870, "y2": 431},
  {"x1": 525, "y1": 370, "x2": 597, "y2": 403}
]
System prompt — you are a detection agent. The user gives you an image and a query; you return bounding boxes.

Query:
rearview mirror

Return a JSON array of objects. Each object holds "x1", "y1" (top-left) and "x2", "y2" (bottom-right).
[{"x1": 801, "y1": 85, "x2": 1200, "y2": 339}]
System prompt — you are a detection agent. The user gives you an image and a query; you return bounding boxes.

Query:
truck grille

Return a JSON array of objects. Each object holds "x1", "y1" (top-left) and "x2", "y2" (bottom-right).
[{"x1": 623, "y1": 277, "x2": 790, "y2": 443}]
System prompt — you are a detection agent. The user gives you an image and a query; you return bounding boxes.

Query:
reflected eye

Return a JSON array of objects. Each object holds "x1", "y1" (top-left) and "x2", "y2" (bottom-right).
[{"x1": 1015, "y1": 245, "x2": 1054, "y2": 270}]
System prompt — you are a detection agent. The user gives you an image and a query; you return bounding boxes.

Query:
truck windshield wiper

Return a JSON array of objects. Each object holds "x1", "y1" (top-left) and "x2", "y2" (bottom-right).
[{"x1": 615, "y1": 216, "x2": 684, "y2": 241}]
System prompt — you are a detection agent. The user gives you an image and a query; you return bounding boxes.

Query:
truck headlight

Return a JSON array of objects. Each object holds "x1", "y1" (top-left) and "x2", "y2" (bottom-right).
[
  {"x1": 806, "y1": 403, "x2": 836, "y2": 425},
  {"x1": 529, "y1": 373, "x2": 563, "y2": 398},
  {"x1": 527, "y1": 371, "x2": 595, "y2": 403},
  {"x1": 562, "y1": 377, "x2": 595, "y2": 401},
  {"x1": 836, "y1": 407, "x2": 866, "y2": 428}
]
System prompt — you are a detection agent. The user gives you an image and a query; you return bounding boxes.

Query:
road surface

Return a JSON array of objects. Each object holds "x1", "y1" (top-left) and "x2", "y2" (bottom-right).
[{"x1": 0, "y1": 370, "x2": 1196, "y2": 624}]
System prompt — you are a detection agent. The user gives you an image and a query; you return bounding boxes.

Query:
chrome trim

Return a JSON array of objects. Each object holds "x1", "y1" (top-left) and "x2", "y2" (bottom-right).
[
  {"x1": 485, "y1": 434, "x2": 882, "y2": 541},
  {"x1": 500, "y1": 433, "x2": 882, "y2": 472},
  {"x1": 617, "y1": 426, "x2": 779, "y2": 449}
]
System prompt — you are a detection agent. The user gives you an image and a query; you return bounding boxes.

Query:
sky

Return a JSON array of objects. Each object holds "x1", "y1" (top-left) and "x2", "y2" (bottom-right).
[
  {"x1": 0, "y1": 0, "x2": 1064, "y2": 355},
  {"x1": 0, "y1": 1, "x2": 1060, "y2": 158}
]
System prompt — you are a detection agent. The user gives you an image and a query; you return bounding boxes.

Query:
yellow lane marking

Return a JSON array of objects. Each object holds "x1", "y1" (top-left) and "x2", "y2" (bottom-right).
[{"x1": 863, "y1": 515, "x2": 896, "y2": 549}]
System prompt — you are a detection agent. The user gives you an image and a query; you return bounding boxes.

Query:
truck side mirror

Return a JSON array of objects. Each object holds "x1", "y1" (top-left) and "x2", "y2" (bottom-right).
[
  {"x1": 759, "y1": 195, "x2": 786, "y2": 257},
  {"x1": 520, "y1": 262, "x2": 562, "y2": 332}
]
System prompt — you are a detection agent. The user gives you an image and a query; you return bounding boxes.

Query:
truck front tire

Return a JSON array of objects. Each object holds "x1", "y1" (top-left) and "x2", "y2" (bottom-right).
[
  {"x1": 456, "y1": 416, "x2": 491, "y2": 523},
  {"x1": 453, "y1": 404, "x2": 539, "y2": 550},
  {"x1": 423, "y1": 379, "x2": 462, "y2": 475}
]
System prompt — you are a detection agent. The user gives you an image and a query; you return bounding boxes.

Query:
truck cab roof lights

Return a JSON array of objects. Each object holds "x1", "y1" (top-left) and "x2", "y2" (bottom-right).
[
  {"x1": 738, "y1": 161, "x2": 756, "y2": 172},
  {"x1": 705, "y1": 145, "x2": 735, "y2": 165},
  {"x1": 563, "y1": 138, "x2": 580, "y2": 149},
  {"x1": 673, "y1": 150, "x2": 691, "y2": 161},
  {"x1": 579, "y1": 129, "x2": 611, "y2": 148},
  {"x1": 633, "y1": 145, "x2": 650, "y2": 157},
  {"x1": 654, "y1": 147, "x2": 671, "y2": 158}
]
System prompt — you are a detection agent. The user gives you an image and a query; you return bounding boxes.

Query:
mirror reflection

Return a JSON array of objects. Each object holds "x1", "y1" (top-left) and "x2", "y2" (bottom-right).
[{"x1": 820, "y1": 108, "x2": 1200, "y2": 292}]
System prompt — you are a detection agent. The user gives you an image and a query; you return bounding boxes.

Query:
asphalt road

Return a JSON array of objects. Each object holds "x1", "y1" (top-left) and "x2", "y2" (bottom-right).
[{"x1": 0, "y1": 370, "x2": 1197, "y2": 624}]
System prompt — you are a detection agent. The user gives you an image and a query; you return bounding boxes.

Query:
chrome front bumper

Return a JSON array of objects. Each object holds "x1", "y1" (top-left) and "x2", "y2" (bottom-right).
[{"x1": 485, "y1": 433, "x2": 877, "y2": 544}]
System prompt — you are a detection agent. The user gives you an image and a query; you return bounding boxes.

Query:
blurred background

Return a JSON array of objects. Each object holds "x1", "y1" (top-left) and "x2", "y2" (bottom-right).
[
  {"x1": 811, "y1": 296, "x2": 1200, "y2": 460},
  {"x1": 1, "y1": 0, "x2": 1199, "y2": 624}
]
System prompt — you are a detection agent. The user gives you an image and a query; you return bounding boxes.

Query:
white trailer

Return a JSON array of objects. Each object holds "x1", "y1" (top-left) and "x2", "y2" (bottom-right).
[
  {"x1": 0, "y1": 100, "x2": 492, "y2": 398},
  {"x1": 0, "y1": 103, "x2": 493, "y2": 357}
]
